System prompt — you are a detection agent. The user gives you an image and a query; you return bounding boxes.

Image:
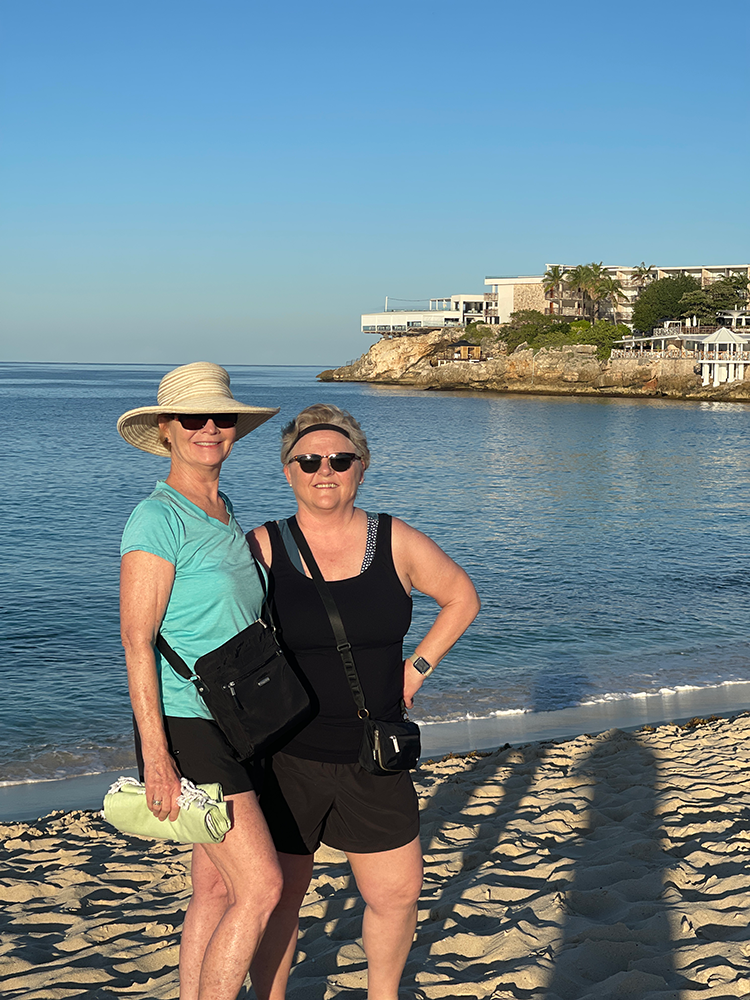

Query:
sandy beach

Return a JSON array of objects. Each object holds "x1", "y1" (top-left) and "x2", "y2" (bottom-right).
[{"x1": 3, "y1": 714, "x2": 750, "y2": 999}]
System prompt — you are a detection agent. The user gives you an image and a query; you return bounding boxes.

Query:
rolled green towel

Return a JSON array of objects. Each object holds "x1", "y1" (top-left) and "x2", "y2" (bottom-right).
[{"x1": 102, "y1": 776, "x2": 232, "y2": 843}]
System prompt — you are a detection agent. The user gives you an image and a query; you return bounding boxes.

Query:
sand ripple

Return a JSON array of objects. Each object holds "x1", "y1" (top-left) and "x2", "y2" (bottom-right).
[{"x1": 3, "y1": 714, "x2": 750, "y2": 998}]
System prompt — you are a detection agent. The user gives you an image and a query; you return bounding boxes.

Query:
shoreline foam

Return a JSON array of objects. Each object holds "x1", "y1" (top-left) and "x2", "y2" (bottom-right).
[{"x1": 4, "y1": 681, "x2": 750, "y2": 822}]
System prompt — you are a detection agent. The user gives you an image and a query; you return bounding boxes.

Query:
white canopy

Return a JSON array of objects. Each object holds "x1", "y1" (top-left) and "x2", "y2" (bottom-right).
[{"x1": 694, "y1": 326, "x2": 750, "y2": 346}]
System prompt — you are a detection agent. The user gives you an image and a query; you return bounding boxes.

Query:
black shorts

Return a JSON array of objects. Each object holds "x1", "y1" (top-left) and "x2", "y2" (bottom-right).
[
  {"x1": 133, "y1": 716, "x2": 263, "y2": 796},
  {"x1": 260, "y1": 751, "x2": 420, "y2": 855}
]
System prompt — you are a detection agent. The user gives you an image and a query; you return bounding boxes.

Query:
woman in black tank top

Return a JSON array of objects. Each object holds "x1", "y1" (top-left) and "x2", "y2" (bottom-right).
[{"x1": 247, "y1": 404, "x2": 479, "y2": 1000}]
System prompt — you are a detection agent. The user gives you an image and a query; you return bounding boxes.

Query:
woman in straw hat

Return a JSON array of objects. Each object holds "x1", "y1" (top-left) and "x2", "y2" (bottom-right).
[{"x1": 118, "y1": 362, "x2": 281, "y2": 1000}]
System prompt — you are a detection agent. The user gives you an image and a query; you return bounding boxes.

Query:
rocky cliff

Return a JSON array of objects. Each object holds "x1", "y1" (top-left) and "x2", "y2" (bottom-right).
[{"x1": 319, "y1": 333, "x2": 750, "y2": 402}]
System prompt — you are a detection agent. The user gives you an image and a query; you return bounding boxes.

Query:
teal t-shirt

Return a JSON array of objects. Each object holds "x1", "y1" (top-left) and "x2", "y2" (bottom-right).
[{"x1": 120, "y1": 481, "x2": 265, "y2": 719}]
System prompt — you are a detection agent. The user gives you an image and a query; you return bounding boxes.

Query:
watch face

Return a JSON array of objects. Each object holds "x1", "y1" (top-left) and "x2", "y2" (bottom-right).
[{"x1": 413, "y1": 656, "x2": 432, "y2": 675}]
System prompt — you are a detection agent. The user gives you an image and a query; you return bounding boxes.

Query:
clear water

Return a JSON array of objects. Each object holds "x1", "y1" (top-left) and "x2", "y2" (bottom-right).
[{"x1": 2, "y1": 362, "x2": 750, "y2": 783}]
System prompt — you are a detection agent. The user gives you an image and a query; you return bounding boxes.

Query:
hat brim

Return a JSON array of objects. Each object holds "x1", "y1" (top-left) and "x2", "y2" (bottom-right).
[{"x1": 118, "y1": 398, "x2": 279, "y2": 456}]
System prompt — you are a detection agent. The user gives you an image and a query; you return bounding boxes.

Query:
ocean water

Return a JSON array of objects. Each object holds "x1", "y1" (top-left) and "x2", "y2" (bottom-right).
[{"x1": 2, "y1": 362, "x2": 750, "y2": 785}]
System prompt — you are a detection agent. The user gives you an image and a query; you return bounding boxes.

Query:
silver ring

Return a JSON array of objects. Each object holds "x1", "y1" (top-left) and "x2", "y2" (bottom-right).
[{"x1": 152, "y1": 799, "x2": 162, "y2": 806}]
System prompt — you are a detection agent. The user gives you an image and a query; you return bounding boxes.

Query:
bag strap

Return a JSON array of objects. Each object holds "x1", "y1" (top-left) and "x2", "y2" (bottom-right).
[
  {"x1": 155, "y1": 633, "x2": 194, "y2": 682},
  {"x1": 245, "y1": 532, "x2": 282, "y2": 632},
  {"x1": 157, "y1": 541, "x2": 271, "y2": 683},
  {"x1": 286, "y1": 516, "x2": 369, "y2": 717}
]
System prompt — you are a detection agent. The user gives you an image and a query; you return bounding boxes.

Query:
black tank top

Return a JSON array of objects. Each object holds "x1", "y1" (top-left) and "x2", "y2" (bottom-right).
[{"x1": 266, "y1": 514, "x2": 413, "y2": 763}]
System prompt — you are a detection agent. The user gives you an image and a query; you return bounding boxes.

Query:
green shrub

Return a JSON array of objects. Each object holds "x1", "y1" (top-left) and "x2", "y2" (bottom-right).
[{"x1": 496, "y1": 311, "x2": 628, "y2": 360}]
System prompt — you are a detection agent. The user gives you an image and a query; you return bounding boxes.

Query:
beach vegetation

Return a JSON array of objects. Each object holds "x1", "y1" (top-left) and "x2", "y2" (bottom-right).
[
  {"x1": 597, "y1": 274, "x2": 628, "y2": 323},
  {"x1": 557, "y1": 262, "x2": 628, "y2": 323},
  {"x1": 631, "y1": 273, "x2": 700, "y2": 333},
  {"x1": 568, "y1": 319, "x2": 630, "y2": 359},
  {"x1": 542, "y1": 264, "x2": 567, "y2": 313},
  {"x1": 462, "y1": 311, "x2": 628, "y2": 360},
  {"x1": 631, "y1": 262, "x2": 656, "y2": 288},
  {"x1": 678, "y1": 274, "x2": 748, "y2": 323}
]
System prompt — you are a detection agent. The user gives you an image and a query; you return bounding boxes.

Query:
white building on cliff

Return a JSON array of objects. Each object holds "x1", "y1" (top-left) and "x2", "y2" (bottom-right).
[
  {"x1": 361, "y1": 294, "x2": 486, "y2": 337},
  {"x1": 362, "y1": 263, "x2": 750, "y2": 336}
]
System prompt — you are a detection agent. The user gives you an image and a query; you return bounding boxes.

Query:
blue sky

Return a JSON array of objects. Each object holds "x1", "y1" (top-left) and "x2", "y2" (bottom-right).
[{"x1": 1, "y1": 0, "x2": 748, "y2": 365}]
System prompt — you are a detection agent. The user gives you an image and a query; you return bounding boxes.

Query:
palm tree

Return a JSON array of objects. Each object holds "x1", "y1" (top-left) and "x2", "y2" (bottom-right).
[
  {"x1": 564, "y1": 264, "x2": 591, "y2": 318},
  {"x1": 631, "y1": 262, "x2": 655, "y2": 289},
  {"x1": 597, "y1": 274, "x2": 627, "y2": 323},
  {"x1": 565, "y1": 262, "x2": 607, "y2": 321},
  {"x1": 542, "y1": 265, "x2": 567, "y2": 315},
  {"x1": 586, "y1": 262, "x2": 608, "y2": 321}
]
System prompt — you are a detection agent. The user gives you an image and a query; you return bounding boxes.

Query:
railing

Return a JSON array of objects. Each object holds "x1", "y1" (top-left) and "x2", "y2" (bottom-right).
[
  {"x1": 652, "y1": 325, "x2": 720, "y2": 336},
  {"x1": 695, "y1": 351, "x2": 750, "y2": 360},
  {"x1": 611, "y1": 348, "x2": 750, "y2": 361}
]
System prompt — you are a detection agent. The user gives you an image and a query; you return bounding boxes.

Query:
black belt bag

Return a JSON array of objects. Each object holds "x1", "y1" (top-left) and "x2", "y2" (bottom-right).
[
  {"x1": 359, "y1": 715, "x2": 422, "y2": 775},
  {"x1": 156, "y1": 558, "x2": 311, "y2": 761},
  {"x1": 287, "y1": 517, "x2": 421, "y2": 776}
]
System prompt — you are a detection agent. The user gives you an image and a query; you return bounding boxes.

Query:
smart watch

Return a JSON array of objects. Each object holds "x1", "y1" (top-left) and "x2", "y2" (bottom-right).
[{"x1": 411, "y1": 656, "x2": 434, "y2": 677}]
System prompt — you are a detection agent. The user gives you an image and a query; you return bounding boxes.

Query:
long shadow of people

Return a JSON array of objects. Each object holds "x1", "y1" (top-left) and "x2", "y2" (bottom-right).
[
  {"x1": 261, "y1": 727, "x2": 688, "y2": 1000},
  {"x1": 262, "y1": 743, "x2": 548, "y2": 1000},
  {"x1": 403, "y1": 739, "x2": 555, "y2": 994},
  {"x1": 543, "y1": 728, "x2": 682, "y2": 1000}
]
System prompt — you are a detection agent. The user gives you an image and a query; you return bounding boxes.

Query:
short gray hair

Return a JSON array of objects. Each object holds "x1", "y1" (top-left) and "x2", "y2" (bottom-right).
[{"x1": 280, "y1": 404, "x2": 371, "y2": 469}]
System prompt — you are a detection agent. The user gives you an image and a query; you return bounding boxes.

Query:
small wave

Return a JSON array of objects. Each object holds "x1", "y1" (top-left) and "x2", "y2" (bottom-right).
[
  {"x1": 577, "y1": 678, "x2": 750, "y2": 707},
  {"x1": 416, "y1": 707, "x2": 528, "y2": 726},
  {"x1": 0, "y1": 768, "x2": 133, "y2": 789},
  {"x1": 417, "y1": 678, "x2": 750, "y2": 726},
  {"x1": 0, "y1": 743, "x2": 136, "y2": 786}
]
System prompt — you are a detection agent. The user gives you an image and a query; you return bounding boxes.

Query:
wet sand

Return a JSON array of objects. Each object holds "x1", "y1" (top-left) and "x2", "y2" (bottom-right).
[
  {"x1": 5, "y1": 680, "x2": 750, "y2": 824},
  {"x1": 3, "y1": 714, "x2": 750, "y2": 998}
]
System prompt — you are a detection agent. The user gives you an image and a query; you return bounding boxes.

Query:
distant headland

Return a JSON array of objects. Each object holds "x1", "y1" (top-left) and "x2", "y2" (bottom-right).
[
  {"x1": 323, "y1": 262, "x2": 750, "y2": 401},
  {"x1": 319, "y1": 326, "x2": 750, "y2": 403}
]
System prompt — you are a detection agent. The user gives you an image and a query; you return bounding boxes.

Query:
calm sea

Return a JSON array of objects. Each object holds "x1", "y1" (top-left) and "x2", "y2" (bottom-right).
[{"x1": 2, "y1": 362, "x2": 750, "y2": 785}]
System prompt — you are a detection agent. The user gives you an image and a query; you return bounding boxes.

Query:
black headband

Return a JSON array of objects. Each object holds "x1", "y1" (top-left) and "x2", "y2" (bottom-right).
[{"x1": 290, "y1": 422, "x2": 352, "y2": 448}]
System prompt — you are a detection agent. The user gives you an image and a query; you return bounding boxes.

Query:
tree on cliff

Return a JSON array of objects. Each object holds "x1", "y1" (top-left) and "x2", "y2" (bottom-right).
[
  {"x1": 584, "y1": 263, "x2": 609, "y2": 321},
  {"x1": 542, "y1": 265, "x2": 567, "y2": 315},
  {"x1": 564, "y1": 262, "x2": 620, "y2": 322},
  {"x1": 631, "y1": 273, "x2": 700, "y2": 333},
  {"x1": 597, "y1": 274, "x2": 628, "y2": 323},
  {"x1": 497, "y1": 310, "x2": 629, "y2": 359},
  {"x1": 678, "y1": 274, "x2": 749, "y2": 323},
  {"x1": 572, "y1": 320, "x2": 630, "y2": 359},
  {"x1": 564, "y1": 264, "x2": 596, "y2": 320},
  {"x1": 631, "y1": 262, "x2": 655, "y2": 288}
]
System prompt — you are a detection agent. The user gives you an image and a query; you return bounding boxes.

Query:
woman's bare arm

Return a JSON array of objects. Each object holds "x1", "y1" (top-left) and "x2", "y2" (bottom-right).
[
  {"x1": 247, "y1": 525, "x2": 272, "y2": 569},
  {"x1": 120, "y1": 549, "x2": 181, "y2": 820},
  {"x1": 391, "y1": 517, "x2": 480, "y2": 708}
]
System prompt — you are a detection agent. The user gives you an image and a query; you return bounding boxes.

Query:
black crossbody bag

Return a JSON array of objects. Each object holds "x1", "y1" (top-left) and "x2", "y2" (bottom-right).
[
  {"x1": 287, "y1": 516, "x2": 421, "y2": 775},
  {"x1": 156, "y1": 555, "x2": 311, "y2": 761}
]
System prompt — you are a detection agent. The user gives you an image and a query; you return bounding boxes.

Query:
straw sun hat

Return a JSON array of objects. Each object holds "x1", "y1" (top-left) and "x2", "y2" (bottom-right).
[{"x1": 117, "y1": 362, "x2": 280, "y2": 457}]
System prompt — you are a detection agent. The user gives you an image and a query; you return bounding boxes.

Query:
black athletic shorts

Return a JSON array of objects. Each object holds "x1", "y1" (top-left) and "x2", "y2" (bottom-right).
[
  {"x1": 133, "y1": 716, "x2": 263, "y2": 796},
  {"x1": 260, "y1": 750, "x2": 420, "y2": 855}
]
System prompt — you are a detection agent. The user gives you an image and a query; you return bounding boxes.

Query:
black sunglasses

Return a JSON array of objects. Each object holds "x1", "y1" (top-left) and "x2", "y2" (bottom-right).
[
  {"x1": 289, "y1": 452, "x2": 359, "y2": 473},
  {"x1": 175, "y1": 413, "x2": 238, "y2": 430}
]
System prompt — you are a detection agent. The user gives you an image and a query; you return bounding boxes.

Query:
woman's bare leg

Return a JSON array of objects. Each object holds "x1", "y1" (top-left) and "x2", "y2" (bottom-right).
[
  {"x1": 347, "y1": 837, "x2": 423, "y2": 1000},
  {"x1": 179, "y1": 791, "x2": 283, "y2": 1000},
  {"x1": 250, "y1": 852, "x2": 315, "y2": 1000},
  {"x1": 179, "y1": 844, "x2": 228, "y2": 998}
]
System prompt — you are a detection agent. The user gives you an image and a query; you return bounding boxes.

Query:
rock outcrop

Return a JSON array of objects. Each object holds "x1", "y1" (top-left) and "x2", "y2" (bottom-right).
[{"x1": 319, "y1": 334, "x2": 750, "y2": 402}]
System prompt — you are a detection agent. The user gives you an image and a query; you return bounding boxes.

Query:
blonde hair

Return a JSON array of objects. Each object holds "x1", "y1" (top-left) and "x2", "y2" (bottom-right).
[{"x1": 280, "y1": 404, "x2": 370, "y2": 469}]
